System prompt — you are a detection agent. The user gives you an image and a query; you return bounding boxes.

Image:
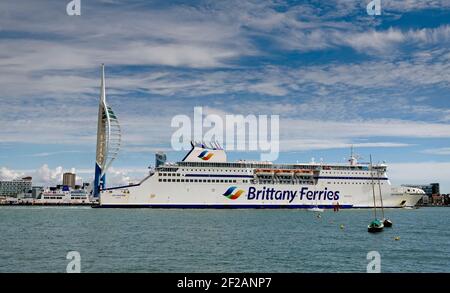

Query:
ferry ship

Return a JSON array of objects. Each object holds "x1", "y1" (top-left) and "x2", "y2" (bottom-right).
[
  {"x1": 2, "y1": 189, "x2": 91, "y2": 205},
  {"x1": 93, "y1": 65, "x2": 424, "y2": 209},
  {"x1": 37, "y1": 189, "x2": 90, "y2": 205},
  {"x1": 98, "y1": 142, "x2": 424, "y2": 208}
]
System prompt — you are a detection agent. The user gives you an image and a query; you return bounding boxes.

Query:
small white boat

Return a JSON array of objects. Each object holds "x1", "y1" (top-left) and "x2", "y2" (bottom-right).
[
  {"x1": 403, "y1": 206, "x2": 416, "y2": 210},
  {"x1": 308, "y1": 206, "x2": 324, "y2": 212},
  {"x1": 383, "y1": 218, "x2": 393, "y2": 227}
]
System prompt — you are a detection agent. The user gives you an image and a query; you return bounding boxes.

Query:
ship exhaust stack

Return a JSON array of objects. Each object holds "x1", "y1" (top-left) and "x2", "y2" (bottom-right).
[
  {"x1": 155, "y1": 152, "x2": 167, "y2": 168},
  {"x1": 93, "y1": 64, "x2": 122, "y2": 197}
]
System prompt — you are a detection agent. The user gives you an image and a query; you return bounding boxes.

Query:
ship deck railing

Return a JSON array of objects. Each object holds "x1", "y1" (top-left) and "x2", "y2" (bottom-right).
[{"x1": 175, "y1": 161, "x2": 385, "y2": 171}]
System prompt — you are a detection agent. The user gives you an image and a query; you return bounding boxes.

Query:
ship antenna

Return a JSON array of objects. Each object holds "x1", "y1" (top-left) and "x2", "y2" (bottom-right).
[{"x1": 349, "y1": 145, "x2": 359, "y2": 166}]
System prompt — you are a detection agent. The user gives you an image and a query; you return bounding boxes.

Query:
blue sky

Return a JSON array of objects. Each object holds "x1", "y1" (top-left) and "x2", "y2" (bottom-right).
[{"x1": 0, "y1": 0, "x2": 450, "y2": 191}]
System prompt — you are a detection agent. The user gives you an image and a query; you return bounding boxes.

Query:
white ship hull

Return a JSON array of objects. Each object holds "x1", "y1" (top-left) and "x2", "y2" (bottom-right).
[{"x1": 99, "y1": 166, "x2": 423, "y2": 209}]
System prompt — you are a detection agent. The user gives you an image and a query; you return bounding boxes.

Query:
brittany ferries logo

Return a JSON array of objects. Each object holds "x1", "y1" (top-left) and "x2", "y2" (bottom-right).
[
  {"x1": 223, "y1": 186, "x2": 245, "y2": 200},
  {"x1": 198, "y1": 150, "x2": 214, "y2": 161}
]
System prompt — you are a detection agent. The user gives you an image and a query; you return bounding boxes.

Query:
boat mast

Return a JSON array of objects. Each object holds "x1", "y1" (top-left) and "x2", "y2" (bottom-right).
[
  {"x1": 377, "y1": 167, "x2": 385, "y2": 219},
  {"x1": 349, "y1": 145, "x2": 358, "y2": 166},
  {"x1": 370, "y1": 155, "x2": 377, "y2": 219}
]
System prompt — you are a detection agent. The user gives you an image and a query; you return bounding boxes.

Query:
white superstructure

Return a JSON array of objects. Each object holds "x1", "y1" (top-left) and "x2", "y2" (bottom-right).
[
  {"x1": 37, "y1": 189, "x2": 90, "y2": 204},
  {"x1": 98, "y1": 142, "x2": 424, "y2": 208},
  {"x1": 3, "y1": 189, "x2": 91, "y2": 205}
]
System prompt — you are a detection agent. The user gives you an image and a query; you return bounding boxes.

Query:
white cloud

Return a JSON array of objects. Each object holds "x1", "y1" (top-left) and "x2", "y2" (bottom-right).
[
  {"x1": 281, "y1": 118, "x2": 450, "y2": 140},
  {"x1": 279, "y1": 140, "x2": 412, "y2": 152},
  {"x1": 384, "y1": 0, "x2": 450, "y2": 12},
  {"x1": 389, "y1": 162, "x2": 450, "y2": 193},
  {"x1": 342, "y1": 28, "x2": 405, "y2": 52},
  {"x1": 0, "y1": 165, "x2": 148, "y2": 187},
  {"x1": 34, "y1": 164, "x2": 64, "y2": 186},
  {"x1": 123, "y1": 146, "x2": 174, "y2": 153},
  {"x1": 247, "y1": 82, "x2": 289, "y2": 96},
  {"x1": 0, "y1": 167, "x2": 24, "y2": 181},
  {"x1": 0, "y1": 165, "x2": 61, "y2": 185},
  {"x1": 407, "y1": 25, "x2": 450, "y2": 44},
  {"x1": 2, "y1": 92, "x2": 449, "y2": 153},
  {"x1": 29, "y1": 150, "x2": 84, "y2": 157},
  {"x1": 0, "y1": 1, "x2": 448, "y2": 102},
  {"x1": 421, "y1": 148, "x2": 450, "y2": 155},
  {"x1": 0, "y1": 0, "x2": 254, "y2": 75}
]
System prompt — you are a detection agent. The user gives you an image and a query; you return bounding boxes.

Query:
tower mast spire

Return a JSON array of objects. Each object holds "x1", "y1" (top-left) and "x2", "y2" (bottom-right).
[{"x1": 93, "y1": 64, "x2": 121, "y2": 198}]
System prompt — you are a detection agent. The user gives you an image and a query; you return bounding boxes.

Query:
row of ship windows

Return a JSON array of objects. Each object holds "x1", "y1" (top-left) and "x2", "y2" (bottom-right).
[
  {"x1": 159, "y1": 170, "x2": 250, "y2": 175},
  {"x1": 158, "y1": 178, "x2": 384, "y2": 185},
  {"x1": 158, "y1": 171, "x2": 383, "y2": 176},
  {"x1": 326, "y1": 182, "x2": 385, "y2": 185},
  {"x1": 159, "y1": 173, "x2": 182, "y2": 176},
  {"x1": 156, "y1": 179, "x2": 384, "y2": 185},
  {"x1": 43, "y1": 196, "x2": 87, "y2": 199},
  {"x1": 187, "y1": 169, "x2": 250, "y2": 173},
  {"x1": 258, "y1": 175, "x2": 312, "y2": 179},
  {"x1": 249, "y1": 181, "x2": 384, "y2": 185},
  {"x1": 322, "y1": 171, "x2": 381, "y2": 175},
  {"x1": 158, "y1": 178, "x2": 249, "y2": 183},
  {"x1": 254, "y1": 181, "x2": 313, "y2": 184}
]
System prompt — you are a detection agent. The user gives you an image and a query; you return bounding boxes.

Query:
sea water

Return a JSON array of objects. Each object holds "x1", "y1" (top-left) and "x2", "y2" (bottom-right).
[{"x1": 0, "y1": 206, "x2": 449, "y2": 272}]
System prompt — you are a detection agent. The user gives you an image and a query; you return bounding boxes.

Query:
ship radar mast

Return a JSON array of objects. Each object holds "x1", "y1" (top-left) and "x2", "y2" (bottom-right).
[
  {"x1": 349, "y1": 145, "x2": 358, "y2": 166},
  {"x1": 93, "y1": 64, "x2": 122, "y2": 197}
]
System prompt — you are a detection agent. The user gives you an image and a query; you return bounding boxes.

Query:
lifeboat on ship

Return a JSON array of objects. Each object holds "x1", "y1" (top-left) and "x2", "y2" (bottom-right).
[
  {"x1": 293, "y1": 169, "x2": 313, "y2": 175},
  {"x1": 293, "y1": 170, "x2": 314, "y2": 179},
  {"x1": 274, "y1": 169, "x2": 295, "y2": 177},
  {"x1": 254, "y1": 169, "x2": 275, "y2": 176}
]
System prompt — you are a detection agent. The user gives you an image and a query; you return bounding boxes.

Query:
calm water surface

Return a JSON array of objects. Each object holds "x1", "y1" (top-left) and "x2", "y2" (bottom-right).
[{"x1": 0, "y1": 206, "x2": 449, "y2": 272}]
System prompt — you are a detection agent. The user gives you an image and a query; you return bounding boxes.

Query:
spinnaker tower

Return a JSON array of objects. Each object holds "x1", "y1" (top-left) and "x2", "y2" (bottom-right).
[{"x1": 93, "y1": 64, "x2": 121, "y2": 197}]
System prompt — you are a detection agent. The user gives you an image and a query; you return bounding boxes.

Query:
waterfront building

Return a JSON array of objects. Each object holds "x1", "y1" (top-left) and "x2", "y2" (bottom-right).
[
  {"x1": 403, "y1": 183, "x2": 440, "y2": 197},
  {"x1": 444, "y1": 194, "x2": 450, "y2": 205},
  {"x1": 431, "y1": 194, "x2": 445, "y2": 205},
  {"x1": 0, "y1": 177, "x2": 32, "y2": 197},
  {"x1": 62, "y1": 172, "x2": 76, "y2": 188},
  {"x1": 32, "y1": 186, "x2": 44, "y2": 198}
]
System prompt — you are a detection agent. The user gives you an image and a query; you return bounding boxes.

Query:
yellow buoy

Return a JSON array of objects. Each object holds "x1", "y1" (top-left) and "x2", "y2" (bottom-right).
[
  {"x1": 394, "y1": 236, "x2": 400, "y2": 241},
  {"x1": 340, "y1": 224, "x2": 345, "y2": 230}
]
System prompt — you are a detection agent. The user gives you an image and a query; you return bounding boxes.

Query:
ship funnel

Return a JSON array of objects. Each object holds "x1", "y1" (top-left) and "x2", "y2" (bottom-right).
[
  {"x1": 93, "y1": 64, "x2": 122, "y2": 197},
  {"x1": 155, "y1": 152, "x2": 167, "y2": 168}
]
